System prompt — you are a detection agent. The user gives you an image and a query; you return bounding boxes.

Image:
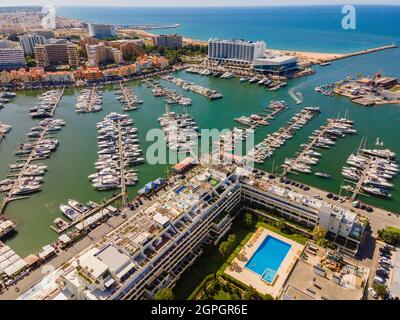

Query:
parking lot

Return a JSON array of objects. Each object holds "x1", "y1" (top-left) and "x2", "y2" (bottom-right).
[
  {"x1": 389, "y1": 248, "x2": 400, "y2": 299},
  {"x1": 365, "y1": 242, "x2": 398, "y2": 300}
]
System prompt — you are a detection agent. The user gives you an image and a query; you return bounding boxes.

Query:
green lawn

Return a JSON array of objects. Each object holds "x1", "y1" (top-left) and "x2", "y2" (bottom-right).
[{"x1": 257, "y1": 221, "x2": 309, "y2": 245}]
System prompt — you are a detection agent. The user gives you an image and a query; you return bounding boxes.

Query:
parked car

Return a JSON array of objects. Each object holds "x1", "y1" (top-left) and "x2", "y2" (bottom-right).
[
  {"x1": 374, "y1": 276, "x2": 385, "y2": 285},
  {"x1": 380, "y1": 247, "x2": 391, "y2": 254},
  {"x1": 368, "y1": 287, "x2": 378, "y2": 299},
  {"x1": 376, "y1": 269, "x2": 389, "y2": 278},
  {"x1": 385, "y1": 244, "x2": 396, "y2": 251},
  {"x1": 379, "y1": 262, "x2": 391, "y2": 270}
]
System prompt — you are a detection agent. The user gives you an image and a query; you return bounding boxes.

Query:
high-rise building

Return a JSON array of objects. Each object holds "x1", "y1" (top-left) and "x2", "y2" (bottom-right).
[
  {"x1": 88, "y1": 23, "x2": 117, "y2": 39},
  {"x1": 86, "y1": 42, "x2": 123, "y2": 66},
  {"x1": 108, "y1": 39, "x2": 145, "y2": 59},
  {"x1": 34, "y1": 43, "x2": 79, "y2": 68},
  {"x1": 0, "y1": 40, "x2": 26, "y2": 70},
  {"x1": 208, "y1": 38, "x2": 266, "y2": 64},
  {"x1": 19, "y1": 34, "x2": 47, "y2": 56},
  {"x1": 86, "y1": 43, "x2": 107, "y2": 66},
  {"x1": 152, "y1": 34, "x2": 182, "y2": 49},
  {"x1": 67, "y1": 45, "x2": 79, "y2": 68}
]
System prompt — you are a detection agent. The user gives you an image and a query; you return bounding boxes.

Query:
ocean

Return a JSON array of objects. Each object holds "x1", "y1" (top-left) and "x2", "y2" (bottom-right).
[{"x1": 57, "y1": 5, "x2": 400, "y2": 53}]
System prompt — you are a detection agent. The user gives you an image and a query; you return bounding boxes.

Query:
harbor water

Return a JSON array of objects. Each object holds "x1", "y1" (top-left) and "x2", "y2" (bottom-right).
[{"x1": 1, "y1": 47, "x2": 400, "y2": 256}]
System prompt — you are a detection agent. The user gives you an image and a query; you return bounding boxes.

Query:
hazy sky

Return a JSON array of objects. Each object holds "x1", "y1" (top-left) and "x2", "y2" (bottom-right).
[{"x1": 1, "y1": 0, "x2": 400, "y2": 7}]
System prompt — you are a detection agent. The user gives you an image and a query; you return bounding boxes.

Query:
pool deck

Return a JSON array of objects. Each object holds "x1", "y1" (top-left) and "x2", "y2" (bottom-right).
[{"x1": 225, "y1": 227, "x2": 304, "y2": 297}]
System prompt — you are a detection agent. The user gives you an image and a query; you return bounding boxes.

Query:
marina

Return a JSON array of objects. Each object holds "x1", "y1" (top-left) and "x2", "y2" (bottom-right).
[
  {"x1": 0, "y1": 122, "x2": 12, "y2": 144},
  {"x1": 29, "y1": 89, "x2": 64, "y2": 119},
  {"x1": 234, "y1": 100, "x2": 289, "y2": 129},
  {"x1": 0, "y1": 4, "x2": 400, "y2": 302},
  {"x1": 341, "y1": 141, "x2": 398, "y2": 201},
  {"x1": 1, "y1": 48, "x2": 400, "y2": 257},
  {"x1": 282, "y1": 117, "x2": 356, "y2": 175},
  {"x1": 161, "y1": 75, "x2": 223, "y2": 99},
  {"x1": 146, "y1": 79, "x2": 193, "y2": 106},
  {"x1": 115, "y1": 82, "x2": 143, "y2": 111},
  {"x1": 245, "y1": 107, "x2": 320, "y2": 164},
  {"x1": 76, "y1": 85, "x2": 103, "y2": 113},
  {"x1": 158, "y1": 107, "x2": 200, "y2": 154},
  {"x1": 90, "y1": 113, "x2": 142, "y2": 196},
  {"x1": 0, "y1": 118, "x2": 65, "y2": 214}
]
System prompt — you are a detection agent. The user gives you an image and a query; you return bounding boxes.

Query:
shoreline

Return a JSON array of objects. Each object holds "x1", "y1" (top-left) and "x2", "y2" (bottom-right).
[{"x1": 127, "y1": 29, "x2": 398, "y2": 65}]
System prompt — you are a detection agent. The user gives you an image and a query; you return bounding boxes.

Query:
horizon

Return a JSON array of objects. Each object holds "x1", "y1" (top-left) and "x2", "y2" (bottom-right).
[{"x1": 1, "y1": 1, "x2": 400, "y2": 8}]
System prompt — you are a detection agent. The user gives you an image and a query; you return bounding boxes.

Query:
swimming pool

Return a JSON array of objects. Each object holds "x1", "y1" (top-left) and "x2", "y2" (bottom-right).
[{"x1": 245, "y1": 235, "x2": 292, "y2": 284}]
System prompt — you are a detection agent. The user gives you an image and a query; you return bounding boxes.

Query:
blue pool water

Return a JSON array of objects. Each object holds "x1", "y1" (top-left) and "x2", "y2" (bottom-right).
[{"x1": 245, "y1": 235, "x2": 291, "y2": 283}]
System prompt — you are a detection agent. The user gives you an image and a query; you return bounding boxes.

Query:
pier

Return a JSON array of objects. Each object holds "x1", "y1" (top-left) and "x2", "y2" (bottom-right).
[
  {"x1": 0, "y1": 129, "x2": 49, "y2": 214},
  {"x1": 117, "y1": 120, "x2": 128, "y2": 207},
  {"x1": 50, "y1": 87, "x2": 64, "y2": 116},
  {"x1": 283, "y1": 123, "x2": 330, "y2": 176},
  {"x1": 161, "y1": 75, "x2": 222, "y2": 100},
  {"x1": 50, "y1": 193, "x2": 123, "y2": 234},
  {"x1": 246, "y1": 108, "x2": 319, "y2": 164},
  {"x1": 118, "y1": 82, "x2": 135, "y2": 110},
  {"x1": 350, "y1": 157, "x2": 373, "y2": 201}
]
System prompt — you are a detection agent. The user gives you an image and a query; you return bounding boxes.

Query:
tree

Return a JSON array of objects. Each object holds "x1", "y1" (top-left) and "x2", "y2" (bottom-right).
[
  {"x1": 313, "y1": 226, "x2": 327, "y2": 241},
  {"x1": 373, "y1": 283, "x2": 389, "y2": 299},
  {"x1": 378, "y1": 227, "x2": 400, "y2": 246},
  {"x1": 25, "y1": 55, "x2": 36, "y2": 68},
  {"x1": 243, "y1": 212, "x2": 253, "y2": 228},
  {"x1": 242, "y1": 285, "x2": 260, "y2": 300},
  {"x1": 276, "y1": 218, "x2": 287, "y2": 231},
  {"x1": 219, "y1": 234, "x2": 237, "y2": 259},
  {"x1": 316, "y1": 238, "x2": 337, "y2": 250},
  {"x1": 226, "y1": 234, "x2": 237, "y2": 253},
  {"x1": 219, "y1": 241, "x2": 231, "y2": 259},
  {"x1": 205, "y1": 279, "x2": 220, "y2": 297},
  {"x1": 153, "y1": 288, "x2": 174, "y2": 300}
]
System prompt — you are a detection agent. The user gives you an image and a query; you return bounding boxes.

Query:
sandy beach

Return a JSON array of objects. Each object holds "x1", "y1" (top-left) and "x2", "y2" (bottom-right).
[{"x1": 117, "y1": 28, "x2": 397, "y2": 66}]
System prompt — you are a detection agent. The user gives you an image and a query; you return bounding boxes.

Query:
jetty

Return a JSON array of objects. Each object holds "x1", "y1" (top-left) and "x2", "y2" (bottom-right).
[
  {"x1": 161, "y1": 75, "x2": 222, "y2": 100},
  {"x1": 50, "y1": 193, "x2": 123, "y2": 234},
  {"x1": 245, "y1": 108, "x2": 320, "y2": 164},
  {"x1": 0, "y1": 129, "x2": 48, "y2": 214},
  {"x1": 283, "y1": 118, "x2": 356, "y2": 175},
  {"x1": 117, "y1": 121, "x2": 128, "y2": 207}
]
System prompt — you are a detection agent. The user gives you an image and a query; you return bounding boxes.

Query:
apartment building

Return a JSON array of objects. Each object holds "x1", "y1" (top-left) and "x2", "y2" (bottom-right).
[
  {"x1": 34, "y1": 43, "x2": 79, "y2": 68},
  {"x1": 86, "y1": 42, "x2": 123, "y2": 67},
  {"x1": 152, "y1": 34, "x2": 182, "y2": 49},
  {"x1": 19, "y1": 34, "x2": 47, "y2": 56},
  {"x1": 18, "y1": 164, "x2": 367, "y2": 300},
  {"x1": 88, "y1": 23, "x2": 117, "y2": 39},
  {"x1": 208, "y1": 38, "x2": 266, "y2": 64},
  {"x1": 239, "y1": 173, "x2": 365, "y2": 256},
  {"x1": 0, "y1": 40, "x2": 26, "y2": 71}
]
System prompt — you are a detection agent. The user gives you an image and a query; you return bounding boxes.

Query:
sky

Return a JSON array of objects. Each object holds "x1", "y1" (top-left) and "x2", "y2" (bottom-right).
[{"x1": 1, "y1": 0, "x2": 400, "y2": 7}]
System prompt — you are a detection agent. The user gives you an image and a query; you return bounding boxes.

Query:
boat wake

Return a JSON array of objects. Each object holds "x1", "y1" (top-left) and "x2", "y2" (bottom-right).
[{"x1": 289, "y1": 87, "x2": 303, "y2": 105}]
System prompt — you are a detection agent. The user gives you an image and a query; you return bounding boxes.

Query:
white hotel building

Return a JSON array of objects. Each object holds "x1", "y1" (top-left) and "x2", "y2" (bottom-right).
[
  {"x1": 18, "y1": 164, "x2": 366, "y2": 300},
  {"x1": 208, "y1": 38, "x2": 266, "y2": 64}
]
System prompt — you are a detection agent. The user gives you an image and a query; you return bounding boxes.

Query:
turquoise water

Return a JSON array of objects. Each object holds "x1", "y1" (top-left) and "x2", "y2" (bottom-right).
[
  {"x1": 245, "y1": 235, "x2": 291, "y2": 283},
  {"x1": 1, "y1": 6, "x2": 400, "y2": 257},
  {"x1": 1, "y1": 47, "x2": 400, "y2": 257},
  {"x1": 58, "y1": 5, "x2": 400, "y2": 53}
]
